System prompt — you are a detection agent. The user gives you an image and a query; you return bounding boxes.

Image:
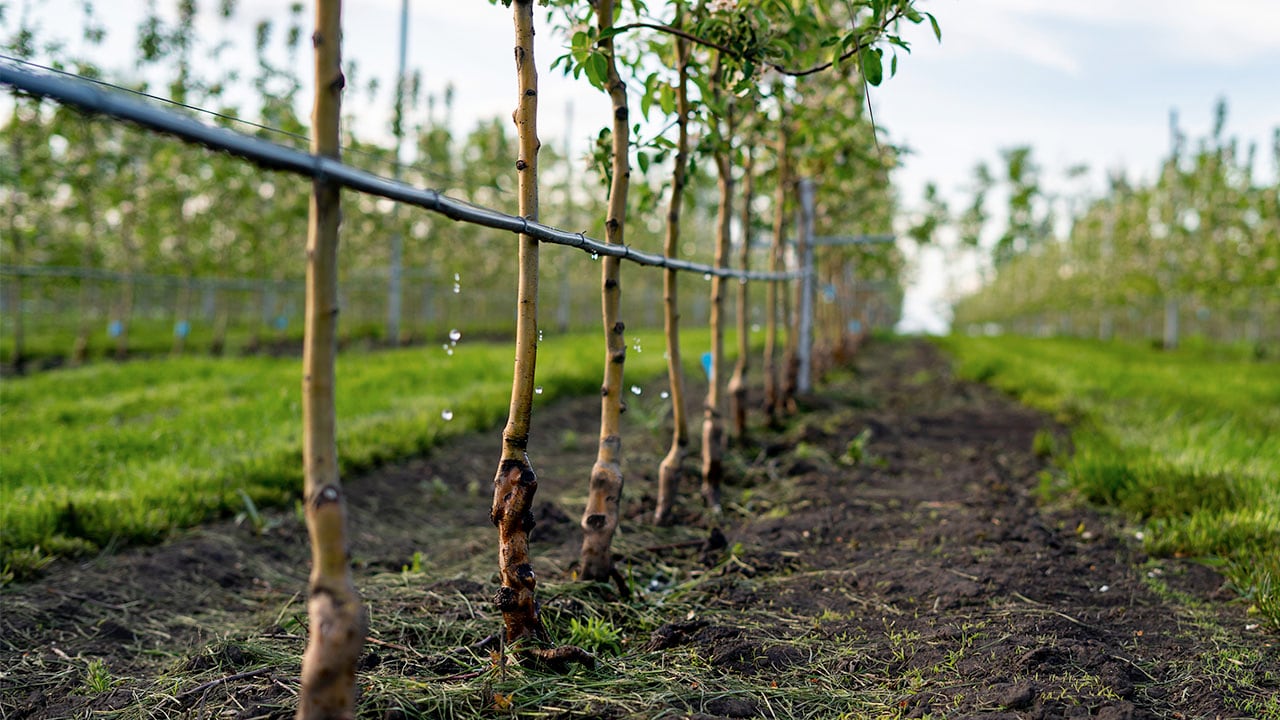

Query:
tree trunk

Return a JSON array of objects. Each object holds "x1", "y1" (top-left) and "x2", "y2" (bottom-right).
[
  {"x1": 701, "y1": 57, "x2": 733, "y2": 513},
  {"x1": 791, "y1": 178, "x2": 816, "y2": 395},
  {"x1": 654, "y1": 23, "x2": 692, "y2": 527},
  {"x1": 779, "y1": 259, "x2": 796, "y2": 414},
  {"x1": 8, "y1": 127, "x2": 25, "y2": 374},
  {"x1": 6, "y1": 272, "x2": 23, "y2": 375},
  {"x1": 728, "y1": 143, "x2": 754, "y2": 444},
  {"x1": 580, "y1": 0, "x2": 630, "y2": 588},
  {"x1": 1163, "y1": 295, "x2": 1179, "y2": 350},
  {"x1": 72, "y1": 194, "x2": 98, "y2": 366},
  {"x1": 763, "y1": 115, "x2": 788, "y2": 427},
  {"x1": 489, "y1": 0, "x2": 593, "y2": 671},
  {"x1": 210, "y1": 286, "x2": 230, "y2": 356},
  {"x1": 297, "y1": 2, "x2": 365, "y2": 718}
]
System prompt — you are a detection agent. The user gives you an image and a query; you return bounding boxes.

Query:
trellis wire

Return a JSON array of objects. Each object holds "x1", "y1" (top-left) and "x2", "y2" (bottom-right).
[{"x1": 1, "y1": 61, "x2": 797, "y2": 282}]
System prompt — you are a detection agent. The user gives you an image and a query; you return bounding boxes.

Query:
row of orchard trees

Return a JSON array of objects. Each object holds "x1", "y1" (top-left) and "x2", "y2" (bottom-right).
[
  {"x1": 4, "y1": 0, "x2": 932, "y2": 715},
  {"x1": 2, "y1": 0, "x2": 742, "y2": 366},
  {"x1": 288, "y1": 0, "x2": 937, "y2": 717},
  {"x1": 951, "y1": 101, "x2": 1280, "y2": 348}
]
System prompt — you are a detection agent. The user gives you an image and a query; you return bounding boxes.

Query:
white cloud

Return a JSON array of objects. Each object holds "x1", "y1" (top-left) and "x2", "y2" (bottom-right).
[{"x1": 964, "y1": 0, "x2": 1280, "y2": 65}]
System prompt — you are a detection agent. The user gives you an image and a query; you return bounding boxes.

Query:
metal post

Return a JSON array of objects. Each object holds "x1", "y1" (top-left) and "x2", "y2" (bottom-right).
[
  {"x1": 386, "y1": 0, "x2": 409, "y2": 344},
  {"x1": 797, "y1": 178, "x2": 815, "y2": 394}
]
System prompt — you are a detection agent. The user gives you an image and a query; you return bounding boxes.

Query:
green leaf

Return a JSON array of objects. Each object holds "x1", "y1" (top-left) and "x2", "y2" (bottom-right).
[
  {"x1": 585, "y1": 52, "x2": 609, "y2": 90},
  {"x1": 926, "y1": 12, "x2": 942, "y2": 42},
  {"x1": 860, "y1": 47, "x2": 883, "y2": 86},
  {"x1": 658, "y1": 83, "x2": 675, "y2": 115}
]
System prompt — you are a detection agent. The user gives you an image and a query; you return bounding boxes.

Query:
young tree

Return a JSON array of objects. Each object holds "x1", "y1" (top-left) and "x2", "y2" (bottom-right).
[
  {"x1": 489, "y1": 0, "x2": 594, "y2": 669},
  {"x1": 700, "y1": 50, "x2": 735, "y2": 512},
  {"x1": 297, "y1": 1, "x2": 365, "y2": 717},
  {"x1": 578, "y1": 0, "x2": 632, "y2": 590},
  {"x1": 762, "y1": 84, "x2": 790, "y2": 426},
  {"x1": 654, "y1": 15, "x2": 693, "y2": 526},
  {"x1": 728, "y1": 139, "x2": 755, "y2": 442}
]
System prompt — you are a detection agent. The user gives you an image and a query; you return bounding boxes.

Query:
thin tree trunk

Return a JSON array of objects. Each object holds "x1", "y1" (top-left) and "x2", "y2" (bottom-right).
[
  {"x1": 8, "y1": 124, "x2": 25, "y2": 374},
  {"x1": 781, "y1": 183, "x2": 803, "y2": 412},
  {"x1": 581, "y1": 0, "x2": 630, "y2": 588},
  {"x1": 490, "y1": 0, "x2": 594, "y2": 671},
  {"x1": 779, "y1": 258, "x2": 795, "y2": 412},
  {"x1": 71, "y1": 270, "x2": 92, "y2": 366},
  {"x1": 654, "y1": 23, "x2": 691, "y2": 527},
  {"x1": 701, "y1": 57, "x2": 733, "y2": 513},
  {"x1": 728, "y1": 143, "x2": 754, "y2": 444},
  {"x1": 1163, "y1": 294, "x2": 1179, "y2": 350},
  {"x1": 71, "y1": 190, "x2": 97, "y2": 365},
  {"x1": 210, "y1": 286, "x2": 230, "y2": 356},
  {"x1": 7, "y1": 272, "x2": 22, "y2": 374},
  {"x1": 297, "y1": 1, "x2": 365, "y2": 717},
  {"x1": 763, "y1": 117, "x2": 788, "y2": 427}
]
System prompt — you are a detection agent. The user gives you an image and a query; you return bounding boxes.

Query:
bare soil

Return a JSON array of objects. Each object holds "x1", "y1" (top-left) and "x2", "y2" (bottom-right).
[{"x1": 2, "y1": 339, "x2": 1275, "y2": 719}]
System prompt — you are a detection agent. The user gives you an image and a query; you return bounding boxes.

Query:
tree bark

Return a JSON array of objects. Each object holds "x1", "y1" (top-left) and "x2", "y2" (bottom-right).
[
  {"x1": 489, "y1": 0, "x2": 591, "y2": 671},
  {"x1": 297, "y1": 2, "x2": 365, "y2": 718},
  {"x1": 8, "y1": 122, "x2": 25, "y2": 374},
  {"x1": 654, "y1": 22, "x2": 692, "y2": 526},
  {"x1": 71, "y1": 172, "x2": 97, "y2": 366},
  {"x1": 763, "y1": 112, "x2": 789, "y2": 427},
  {"x1": 580, "y1": 0, "x2": 630, "y2": 589},
  {"x1": 701, "y1": 56, "x2": 733, "y2": 513},
  {"x1": 728, "y1": 142, "x2": 754, "y2": 443}
]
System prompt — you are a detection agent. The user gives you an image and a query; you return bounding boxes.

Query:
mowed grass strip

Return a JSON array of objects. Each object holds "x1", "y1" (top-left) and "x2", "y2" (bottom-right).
[
  {"x1": 938, "y1": 335, "x2": 1280, "y2": 624},
  {"x1": 0, "y1": 329, "x2": 710, "y2": 573}
]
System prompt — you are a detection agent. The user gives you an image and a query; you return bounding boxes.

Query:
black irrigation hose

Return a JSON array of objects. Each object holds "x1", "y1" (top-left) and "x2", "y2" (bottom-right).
[{"x1": 2, "y1": 61, "x2": 798, "y2": 282}]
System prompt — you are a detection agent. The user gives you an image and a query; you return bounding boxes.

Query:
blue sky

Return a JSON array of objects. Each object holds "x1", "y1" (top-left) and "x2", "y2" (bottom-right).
[{"x1": 10, "y1": 0, "x2": 1280, "y2": 331}]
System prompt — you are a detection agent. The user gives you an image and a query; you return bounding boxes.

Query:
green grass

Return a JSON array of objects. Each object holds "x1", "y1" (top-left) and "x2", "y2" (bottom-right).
[
  {"x1": 0, "y1": 328, "x2": 722, "y2": 575},
  {"x1": 937, "y1": 335, "x2": 1280, "y2": 625},
  {"x1": 0, "y1": 315, "x2": 517, "y2": 366}
]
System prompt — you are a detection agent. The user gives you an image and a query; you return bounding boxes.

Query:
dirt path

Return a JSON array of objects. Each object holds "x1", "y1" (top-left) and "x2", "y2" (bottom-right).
[{"x1": 1, "y1": 339, "x2": 1274, "y2": 719}]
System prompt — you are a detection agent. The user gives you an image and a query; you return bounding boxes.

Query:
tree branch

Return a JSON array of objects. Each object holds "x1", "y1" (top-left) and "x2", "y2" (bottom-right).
[{"x1": 611, "y1": 8, "x2": 908, "y2": 79}]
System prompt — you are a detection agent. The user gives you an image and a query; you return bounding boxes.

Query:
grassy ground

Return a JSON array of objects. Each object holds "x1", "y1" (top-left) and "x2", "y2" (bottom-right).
[
  {"x1": 0, "y1": 328, "x2": 717, "y2": 576},
  {"x1": 6, "y1": 338, "x2": 1274, "y2": 719},
  {"x1": 937, "y1": 334, "x2": 1280, "y2": 626}
]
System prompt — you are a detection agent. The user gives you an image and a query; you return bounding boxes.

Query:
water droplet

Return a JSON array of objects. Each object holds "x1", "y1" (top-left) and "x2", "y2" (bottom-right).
[
  {"x1": 446, "y1": 347, "x2": 454, "y2": 356},
  {"x1": 454, "y1": 273, "x2": 460, "y2": 282},
  {"x1": 449, "y1": 328, "x2": 462, "y2": 342},
  {"x1": 538, "y1": 330, "x2": 544, "y2": 342},
  {"x1": 660, "y1": 391, "x2": 670, "y2": 399},
  {"x1": 738, "y1": 276, "x2": 748, "y2": 285},
  {"x1": 590, "y1": 252, "x2": 600, "y2": 261},
  {"x1": 441, "y1": 409, "x2": 454, "y2": 421},
  {"x1": 630, "y1": 385, "x2": 642, "y2": 395},
  {"x1": 453, "y1": 283, "x2": 461, "y2": 294},
  {"x1": 703, "y1": 272, "x2": 712, "y2": 280},
  {"x1": 535, "y1": 386, "x2": 543, "y2": 395},
  {"x1": 632, "y1": 337, "x2": 642, "y2": 353},
  {"x1": 751, "y1": 323, "x2": 761, "y2": 333},
  {"x1": 442, "y1": 343, "x2": 450, "y2": 351}
]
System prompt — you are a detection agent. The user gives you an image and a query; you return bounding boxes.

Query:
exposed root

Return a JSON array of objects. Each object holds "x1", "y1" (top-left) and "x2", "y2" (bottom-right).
[{"x1": 525, "y1": 645, "x2": 597, "y2": 673}]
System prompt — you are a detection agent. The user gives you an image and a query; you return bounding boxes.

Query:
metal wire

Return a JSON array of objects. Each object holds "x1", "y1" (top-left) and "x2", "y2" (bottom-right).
[
  {"x1": 0, "y1": 55, "x2": 468, "y2": 192},
  {"x1": 1, "y1": 61, "x2": 798, "y2": 282}
]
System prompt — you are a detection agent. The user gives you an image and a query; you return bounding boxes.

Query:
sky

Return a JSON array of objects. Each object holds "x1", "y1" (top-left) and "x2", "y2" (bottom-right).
[{"x1": 9, "y1": 0, "x2": 1280, "y2": 333}]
